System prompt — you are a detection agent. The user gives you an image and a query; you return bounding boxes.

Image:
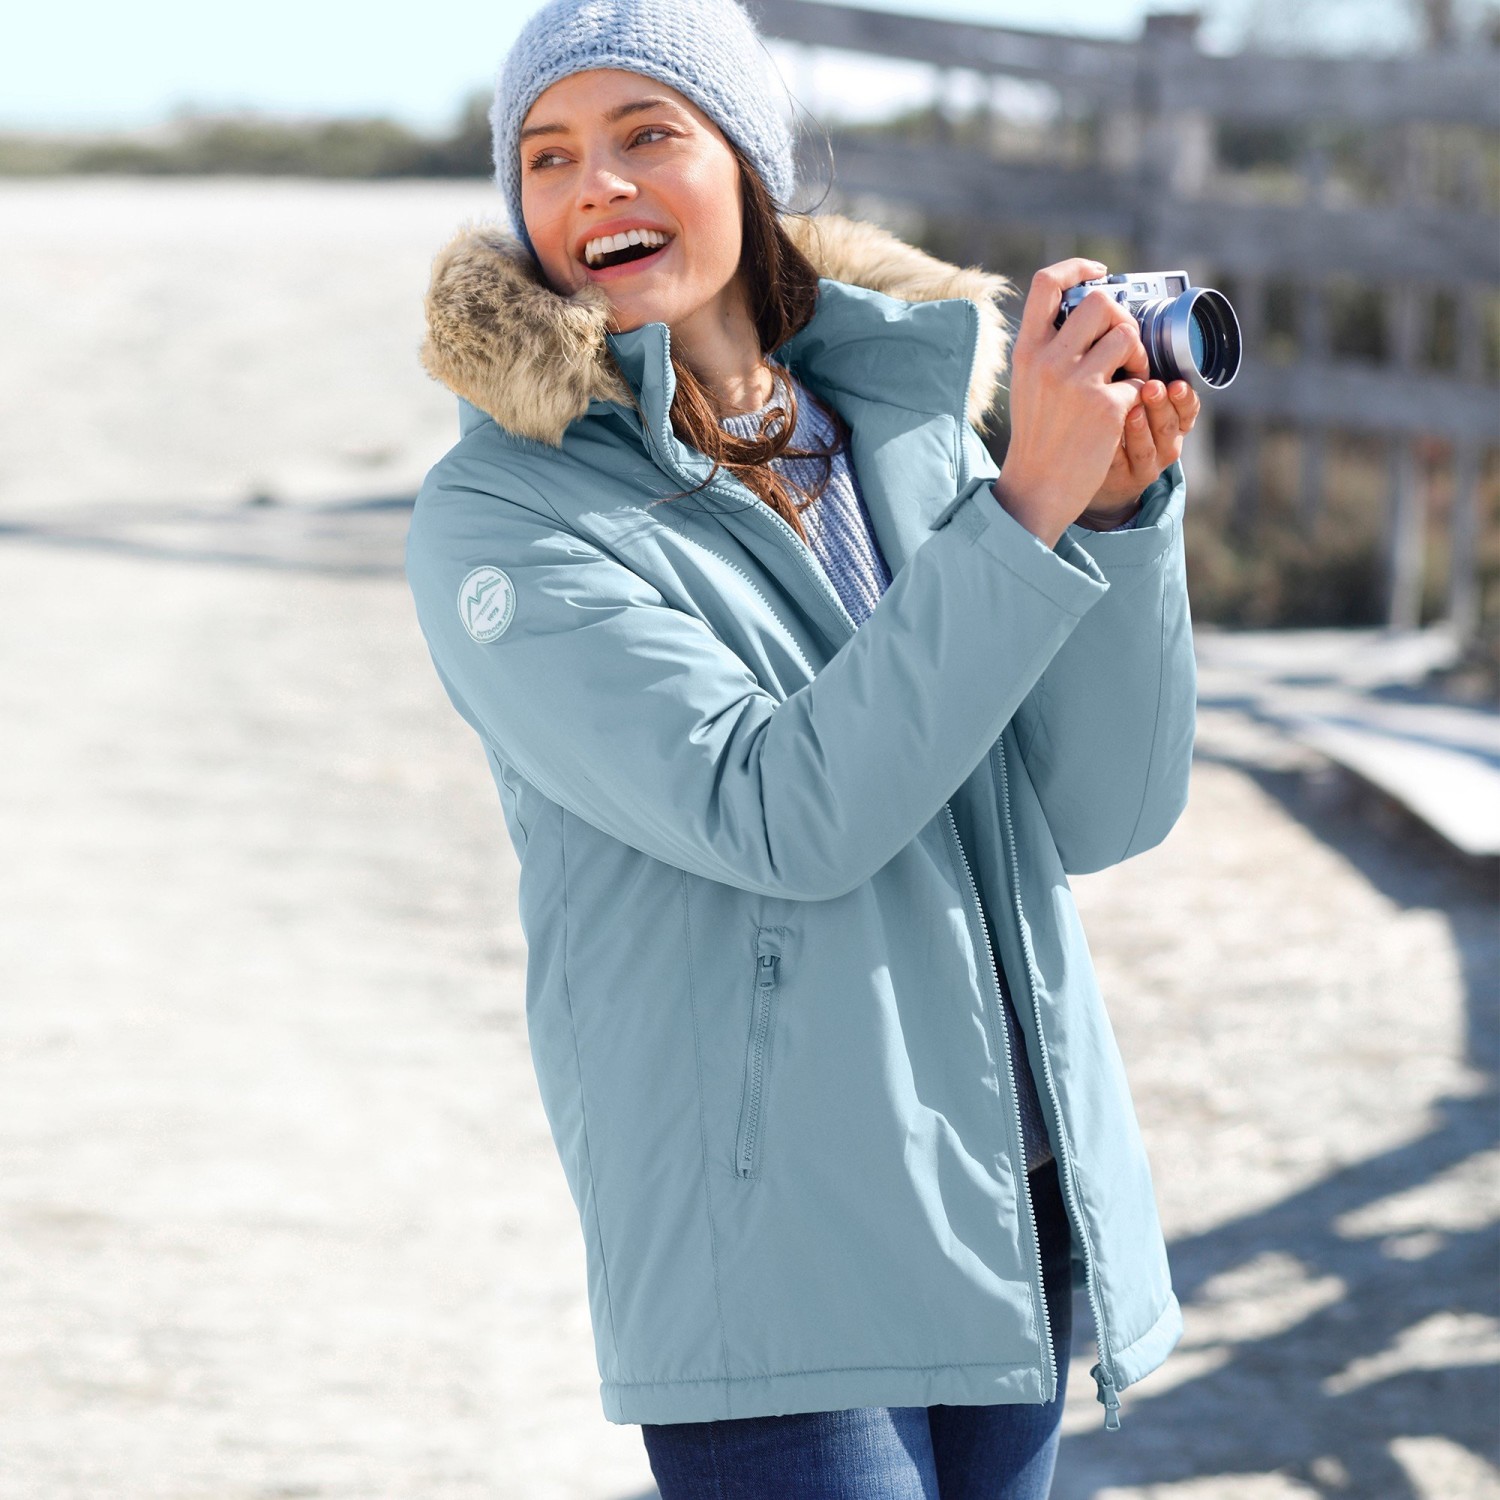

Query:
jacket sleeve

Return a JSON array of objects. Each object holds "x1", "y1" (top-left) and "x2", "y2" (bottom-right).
[
  {"x1": 960, "y1": 426, "x2": 1197, "y2": 874},
  {"x1": 405, "y1": 453, "x2": 1113, "y2": 902}
]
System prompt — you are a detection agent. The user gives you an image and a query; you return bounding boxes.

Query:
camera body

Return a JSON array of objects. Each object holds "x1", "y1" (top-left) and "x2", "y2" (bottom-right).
[{"x1": 1055, "y1": 270, "x2": 1242, "y2": 392}]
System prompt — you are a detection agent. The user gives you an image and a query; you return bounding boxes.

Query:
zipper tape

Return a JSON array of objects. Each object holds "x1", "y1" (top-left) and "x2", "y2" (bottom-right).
[
  {"x1": 943, "y1": 804, "x2": 1057, "y2": 1402},
  {"x1": 994, "y1": 738, "x2": 1122, "y2": 1432}
]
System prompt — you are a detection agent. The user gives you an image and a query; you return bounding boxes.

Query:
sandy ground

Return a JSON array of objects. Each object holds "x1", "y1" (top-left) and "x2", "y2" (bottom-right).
[
  {"x1": 1, "y1": 181, "x2": 1496, "y2": 1500},
  {"x1": 0, "y1": 178, "x2": 500, "y2": 513}
]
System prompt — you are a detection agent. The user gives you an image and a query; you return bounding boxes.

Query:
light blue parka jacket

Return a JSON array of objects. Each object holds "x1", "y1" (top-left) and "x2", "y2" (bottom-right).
[{"x1": 405, "y1": 211, "x2": 1195, "y2": 1432}]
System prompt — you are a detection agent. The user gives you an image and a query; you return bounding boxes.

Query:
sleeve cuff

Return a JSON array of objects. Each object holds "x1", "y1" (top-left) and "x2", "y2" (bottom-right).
[
  {"x1": 1062, "y1": 462, "x2": 1185, "y2": 568},
  {"x1": 938, "y1": 476, "x2": 1110, "y2": 617}
]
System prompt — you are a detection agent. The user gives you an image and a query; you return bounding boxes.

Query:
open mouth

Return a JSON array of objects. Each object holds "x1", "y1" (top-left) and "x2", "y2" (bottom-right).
[{"x1": 581, "y1": 232, "x2": 675, "y2": 276}]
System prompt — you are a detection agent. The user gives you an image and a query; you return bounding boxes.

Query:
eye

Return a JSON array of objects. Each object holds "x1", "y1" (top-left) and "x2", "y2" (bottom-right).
[{"x1": 526, "y1": 125, "x2": 673, "y2": 172}]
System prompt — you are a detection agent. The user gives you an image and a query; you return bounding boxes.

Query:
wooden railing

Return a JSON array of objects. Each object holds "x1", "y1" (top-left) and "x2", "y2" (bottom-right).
[{"x1": 754, "y1": 0, "x2": 1500, "y2": 637}]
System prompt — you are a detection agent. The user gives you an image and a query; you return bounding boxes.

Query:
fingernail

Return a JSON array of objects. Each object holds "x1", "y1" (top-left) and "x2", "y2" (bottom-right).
[{"x1": 1129, "y1": 408, "x2": 1146, "y2": 424}]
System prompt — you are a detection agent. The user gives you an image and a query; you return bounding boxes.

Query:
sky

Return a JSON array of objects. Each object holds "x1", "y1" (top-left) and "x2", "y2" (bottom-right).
[{"x1": 4, "y1": 0, "x2": 1221, "y2": 134}]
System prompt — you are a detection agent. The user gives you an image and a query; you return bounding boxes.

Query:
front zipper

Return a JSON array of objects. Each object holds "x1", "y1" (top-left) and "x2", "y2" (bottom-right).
[
  {"x1": 682, "y1": 435, "x2": 1124, "y2": 1428},
  {"x1": 638, "y1": 323, "x2": 1110, "y2": 1415},
  {"x1": 941, "y1": 804, "x2": 1057, "y2": 1405},
  {"x1": 991, "y1": 736, "x2": 1124, "y2": 1433},
  {"x1": 735, "y1": 944, "x2": 782, "y2": 1178}
]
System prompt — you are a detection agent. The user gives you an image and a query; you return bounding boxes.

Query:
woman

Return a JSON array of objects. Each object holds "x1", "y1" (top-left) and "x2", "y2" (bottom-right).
[{"x1": 406, "y1": 0, "x2": 1201, "y2": 1493}]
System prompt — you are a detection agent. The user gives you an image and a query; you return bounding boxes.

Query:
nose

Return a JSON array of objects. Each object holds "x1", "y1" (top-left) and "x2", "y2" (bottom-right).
[{"x1": 576, "y1": 154, "x2": 637, "y2": 212}]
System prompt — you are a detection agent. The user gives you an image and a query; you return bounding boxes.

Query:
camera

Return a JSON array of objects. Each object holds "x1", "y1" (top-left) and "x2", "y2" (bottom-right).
[{"x1": 1054, "y1": 271, "x2": 1242, "y2": 392}]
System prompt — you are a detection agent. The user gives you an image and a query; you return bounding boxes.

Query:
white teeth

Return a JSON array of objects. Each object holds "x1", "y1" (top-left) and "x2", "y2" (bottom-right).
[{"x1": 584, "y1": 228, "x2": 670, "y2": 267}]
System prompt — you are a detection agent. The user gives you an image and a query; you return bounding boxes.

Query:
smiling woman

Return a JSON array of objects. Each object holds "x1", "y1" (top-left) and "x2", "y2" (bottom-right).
[
  {"x1": 406, "y1": 0, "x2": 1201, "y2": 1492},
  {"x1": 498, "y1": 52, "x2": 854, "y2": 545},
  {"x1": 518, "y1": 72, "x2": 758, "y2": 378}
]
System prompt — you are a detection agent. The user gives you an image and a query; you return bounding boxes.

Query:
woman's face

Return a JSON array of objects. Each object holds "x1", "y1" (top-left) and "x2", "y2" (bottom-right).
[{"x1": 519, "y1": 69, "x2": 746, "y2": 333}]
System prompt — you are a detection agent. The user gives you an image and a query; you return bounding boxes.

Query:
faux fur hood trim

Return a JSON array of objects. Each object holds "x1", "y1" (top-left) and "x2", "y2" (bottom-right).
[{"x1": 420, "y1": 211, "x2": 1013, "y2": 447}]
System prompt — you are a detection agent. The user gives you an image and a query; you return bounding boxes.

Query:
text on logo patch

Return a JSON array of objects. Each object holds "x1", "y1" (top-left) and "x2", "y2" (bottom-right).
[{"x1": 458, "y1": 565, "x2": 516, "y2": 642}]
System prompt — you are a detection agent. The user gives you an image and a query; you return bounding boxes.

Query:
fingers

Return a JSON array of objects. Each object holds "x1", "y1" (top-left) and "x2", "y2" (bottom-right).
[
  {"x1": 1133, "y1": 378, "x2": 1205, "y2": 478},
  {"x1": 1122, "y1": 401, "x2": 1156, "y2": 481},
  {"x1": 1168, "y1": 379, "x2": 1199, "y2": 432},
  {"x1": 1142, "y1": 378, "x2": 1199, "y2": 423},
  {"x1": 1051, "y1": 288, "x2": 1131, "y2": 363},
  {"x1": 1079, "y1": 320, "x2": 1149, "y2": 384},
  {"x1": 1014, "y1": 259, "x2": 1109, "y2": 349}
]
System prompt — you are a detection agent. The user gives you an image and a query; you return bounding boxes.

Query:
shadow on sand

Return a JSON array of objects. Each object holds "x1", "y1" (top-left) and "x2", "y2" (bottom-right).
[{"x1": 1054, "y1": 749, "x2": 1498, "y2": 1499}]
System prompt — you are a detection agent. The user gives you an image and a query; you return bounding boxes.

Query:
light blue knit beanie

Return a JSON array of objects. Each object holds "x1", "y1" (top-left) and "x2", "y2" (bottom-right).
[{"x1": 491, "y1": 0, "x2": 796, "y2": 263}]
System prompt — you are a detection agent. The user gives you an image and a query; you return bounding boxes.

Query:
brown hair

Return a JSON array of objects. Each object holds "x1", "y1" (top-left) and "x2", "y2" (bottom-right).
[{"x1": 646, "y1": 135, "x2": 850, "y2": 545}]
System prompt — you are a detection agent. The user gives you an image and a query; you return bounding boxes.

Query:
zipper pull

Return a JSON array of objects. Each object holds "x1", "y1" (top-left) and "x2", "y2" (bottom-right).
[
  {"x1": 1092, "y1": 1363, "x2": 1122, "y2": 1431},
  {"x1": 758, "y1": 954, "x2": 780, "y2": 987}
]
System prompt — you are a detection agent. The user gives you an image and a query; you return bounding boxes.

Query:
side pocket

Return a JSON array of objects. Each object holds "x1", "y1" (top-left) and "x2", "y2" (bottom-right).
[{"x1": 734, "y1": 927, "x2": 785, "y2": 1180}]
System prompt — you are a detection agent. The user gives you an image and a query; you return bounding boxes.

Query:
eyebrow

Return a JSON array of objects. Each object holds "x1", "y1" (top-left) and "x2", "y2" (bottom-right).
[{"x1": 519, "y1": 96, "x2": 680, "y2": 144}]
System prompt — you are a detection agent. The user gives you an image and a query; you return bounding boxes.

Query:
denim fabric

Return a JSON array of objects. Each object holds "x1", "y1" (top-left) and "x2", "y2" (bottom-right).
[{"x1": 641, "y1": 1157, "x2": 1075, "y2": 1499}]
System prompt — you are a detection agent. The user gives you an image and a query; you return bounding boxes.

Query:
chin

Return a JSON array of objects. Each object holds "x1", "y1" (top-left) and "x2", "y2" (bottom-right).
[{"x1": 600, "y1": 289, "x2": 683, "y2": 334}]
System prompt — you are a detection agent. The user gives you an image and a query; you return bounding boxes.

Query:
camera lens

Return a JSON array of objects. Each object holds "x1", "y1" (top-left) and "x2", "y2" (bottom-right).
[
  {"x1": 1138, "y1": 287, "x2": 1242, "y2": 391},
  {"x1": 1188, "y1": 312, "x2": 1207, "y2": 371}
]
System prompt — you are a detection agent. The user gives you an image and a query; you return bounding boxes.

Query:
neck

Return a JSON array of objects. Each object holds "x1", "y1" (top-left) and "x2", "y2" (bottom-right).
[{"x1": 665, "y1": 272, "x2": 775, "y2": 416}]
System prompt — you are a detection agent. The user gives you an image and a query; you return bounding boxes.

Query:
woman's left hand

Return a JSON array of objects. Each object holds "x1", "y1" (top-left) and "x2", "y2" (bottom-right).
[{"x1": 1081, "y1": 378, "x2": 1200, "y2": 524}]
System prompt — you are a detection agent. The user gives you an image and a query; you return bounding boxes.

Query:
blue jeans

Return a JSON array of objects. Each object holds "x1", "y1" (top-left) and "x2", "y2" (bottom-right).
[{"x1": 641, "y1": 1156, "x2": 1075, "y2": 1500}]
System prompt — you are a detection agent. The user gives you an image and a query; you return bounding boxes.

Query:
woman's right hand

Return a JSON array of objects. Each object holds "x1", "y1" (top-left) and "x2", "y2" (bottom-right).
[{"x1": 992, "y1": 259, "x2": 1151, "y2": 548}]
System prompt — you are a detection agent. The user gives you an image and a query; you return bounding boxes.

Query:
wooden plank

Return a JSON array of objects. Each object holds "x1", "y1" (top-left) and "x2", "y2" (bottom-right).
[
  {"x1": 1169, "y1": 51, "x2": 1500, "y2": 128},
  {"x1": 1194, "y1": 624, "x2": 1499, "y2": 859},
  {"x1": 1218, "y1": 362, "x2": 1497, "y2": 443},
  {"x1": 805, "y1": 138, "x2": 1500, "y2": 283},
  {"x1": 1291, "y1": 708, "x2": 1500, "y2": 858},
  {"x1": 756, "y1": 0, "x2": 1500, "y2": 125},
  {"x1": 803, "y1": 139, "x2": 1137, "y2": 233},
  {"x1": 754, "y1": 0, "x2": 1136, "y2": 100}
]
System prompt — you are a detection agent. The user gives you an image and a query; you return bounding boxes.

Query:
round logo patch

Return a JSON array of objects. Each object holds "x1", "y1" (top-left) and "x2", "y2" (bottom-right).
[{"x1": 458, "y1": 565, "x2": 516, "y2": 643}]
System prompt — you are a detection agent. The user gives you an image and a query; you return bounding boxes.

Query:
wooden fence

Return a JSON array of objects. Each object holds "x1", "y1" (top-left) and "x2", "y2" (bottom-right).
[{"x1": 753, "y1": 0, "x2": 1500, "y2": 636}]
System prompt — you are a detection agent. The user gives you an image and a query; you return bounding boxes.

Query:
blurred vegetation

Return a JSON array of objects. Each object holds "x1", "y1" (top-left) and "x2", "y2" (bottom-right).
[{"x1": 0, "y1": 93, "x2": 494, "y2": 178}]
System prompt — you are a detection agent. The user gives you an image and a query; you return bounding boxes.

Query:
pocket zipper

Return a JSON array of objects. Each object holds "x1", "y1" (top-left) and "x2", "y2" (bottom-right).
[{"x1": 735, "y1": 949, "x2": 782, "y2": 1178}]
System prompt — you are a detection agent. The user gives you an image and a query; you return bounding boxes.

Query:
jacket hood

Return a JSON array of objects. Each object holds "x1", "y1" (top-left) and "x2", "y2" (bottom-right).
[{"x1": 419, "y1": 211, "x2": 1014, "y2": 447}]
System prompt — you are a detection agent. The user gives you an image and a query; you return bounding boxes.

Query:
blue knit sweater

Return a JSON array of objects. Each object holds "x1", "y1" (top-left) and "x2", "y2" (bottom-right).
[{"x1": 721, "y1": 365, "x2": 1142, "y2": 1176}]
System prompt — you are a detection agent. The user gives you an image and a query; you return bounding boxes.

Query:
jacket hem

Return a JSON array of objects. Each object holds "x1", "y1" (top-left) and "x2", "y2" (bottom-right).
[
  {"x1": 601, "y1": 1358, "x2": 1050, "y2": 1425},
  {"x1": 1108, "y1": 1290, "x2": 1184, "y2": 1392}
]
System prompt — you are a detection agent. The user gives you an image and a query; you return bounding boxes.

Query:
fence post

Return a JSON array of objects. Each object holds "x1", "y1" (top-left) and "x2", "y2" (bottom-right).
[
  {"x1": 1299, "y1": 130, "x2": 1332, "y2": 530},
  {"x1": 1136, "y1": 14, "x2": 1222, "y2": 503},
  {"x1": 1299, "y1": 266, "x2": 1329, "y2": 530},
  {"x1": 931, "y1": 66, "x2": 956, "y2": 144},
  {"x1": 1229, "y1": 274, "x2": 1266, "y2": 537},
  {"x1": 1447, "y1": 278, "x2": 1489, "y2": 642},
  {"x1": 1136, "y1": 12, "x2": 1211, "y2": 269},
  {"x1": 1299, "y1": 262, "x2": 1330, "y2": 531},
  {"x1": 1385, "y1": 280, "x2": 1428, "y2": 628},
  {"x1": 1447, "y1": 440, "x2": 1482, "y2": 641},
  {"x1": 1383, "y1": 121, "x2": 1436, "y2": 629}
]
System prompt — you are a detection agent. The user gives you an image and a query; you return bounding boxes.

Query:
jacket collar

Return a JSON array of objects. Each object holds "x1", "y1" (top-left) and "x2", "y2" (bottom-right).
[{"x1": 420, "y1": 212, "x2": 1013, "y2": 451}]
